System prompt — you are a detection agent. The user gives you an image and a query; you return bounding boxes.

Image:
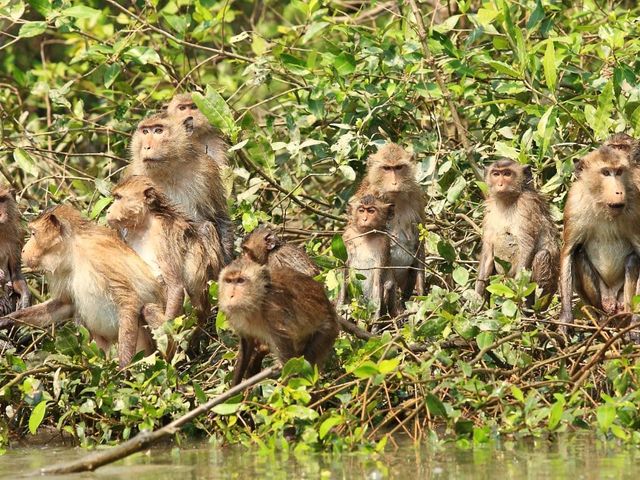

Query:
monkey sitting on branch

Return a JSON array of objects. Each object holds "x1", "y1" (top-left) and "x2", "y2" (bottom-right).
[
  {"x1": 475, "y1": 159, "x2": 560, "y2": 307},
  {"x1": 218, "y1": 258, "x2": 339, "y2": 386},
  {"x1": 107, "y1": 175, "x2": 223, "y2": 325},
  {"x1": 559, "y1": 146, "x2": 640, "y2": 339},
  {"x1": 0, "y1": 205, "x2": 167, "y2": 368},
  {"x1": 0, "y1": 184, "x2": 30, "y2": 314},
  {"x1": 241, "y1": 225, "x2": 319, "y2": 277},
  {"x1": 355, "y1": 143, "x2": 426, "y2": 302},
  {"x1": 125, "y1": 112, "x2": 234, "y2": 265},
  {"x1": 338, "y1": 194, "x2": 397, "y2": 319}
]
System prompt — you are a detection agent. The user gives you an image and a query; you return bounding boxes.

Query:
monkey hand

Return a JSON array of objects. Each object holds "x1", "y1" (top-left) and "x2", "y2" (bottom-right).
[
  {"x1": 0, "y1": 315, "x2": 14, "y2": 329},
  {"x1": 17, "y1": 294, "x2": 30, "y2": 310}
]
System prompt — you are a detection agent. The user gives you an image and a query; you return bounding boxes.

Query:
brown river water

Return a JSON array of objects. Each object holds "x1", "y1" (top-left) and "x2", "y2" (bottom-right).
[{"x1": 1, "y1": 433, "x2": 639, "y2": 479}]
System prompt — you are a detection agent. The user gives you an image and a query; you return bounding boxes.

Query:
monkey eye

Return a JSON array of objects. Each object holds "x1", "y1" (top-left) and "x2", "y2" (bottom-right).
[
  {"x1": 382, "y1": 166, "x2": 392, "y2": 171},
  {"x1": 141, "y1": 128, "x2": 149, "y2": 135},
  {"x1": 616, "y1": 168, "x2": 624, "y2": 176},
  {"x1": 179, "y1": 105, "x2": 187, "y2": 111},
  {"x1": 492, "y1": 171, "x2": 500, "y2": 177},
  {"x1": 154, "y1": 127, "x2": 164, "y2": 134},
  {"x1": 395, "y1": 165, "x2": 404, "y2": 171},
  {"x1": 235, "y1": 277, "x2": 245, "y2": 284},
  {"x1": 367, "y1": 208, "x2": 376, "y2": 214},
  {"x1": 503, "y1": 171, "x2": 512, "y2": 177},
  {"x1": 0, "y1": 197, "x2": 5, "y2": 203},
  {"x1": 602, "y1": 169, "x2": 611, "y2": 177}
]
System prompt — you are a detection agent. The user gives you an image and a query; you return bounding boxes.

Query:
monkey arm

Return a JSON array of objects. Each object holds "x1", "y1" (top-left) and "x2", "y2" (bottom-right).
[
  {"x1": 337, "y1": 267, "x2": 349, "y2": 308},
  {"x1": 475, "y1": 241, "x2": 494, "y2": 296},
  {"x1": 2, "y1": 298, "x2": 73, "y2": 327},
  {"x1": 117, "y1": 304, "x2": 142, "y2": 368},
  {"x1": 8, "y1": 258, "x2": 30, "y2": 309},
  {"x1": 164, "y1": 283, "x2": 186, "y2": 319},
  {"x1": 558, "y1": 244, "x2": 575, "y2": 327},
  {"x1": 413, "y1": 241, "x2": 426, "y2": 296}
]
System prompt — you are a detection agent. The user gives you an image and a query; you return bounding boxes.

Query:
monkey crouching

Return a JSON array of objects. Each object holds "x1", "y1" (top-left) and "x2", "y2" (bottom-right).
[
  {"x1": 2, "y1": 205, "x2": 167, "y2": 367},
  {"x1": 218, "y1": 258, "x2": 339, "y2": 386}
]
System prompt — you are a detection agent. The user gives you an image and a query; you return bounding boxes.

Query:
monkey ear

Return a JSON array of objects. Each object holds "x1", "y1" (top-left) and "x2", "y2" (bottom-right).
[
  {"x1": 264, "y1": 232, "x2": 277, "y2": 251},
  {"x1": 573, "y1": 158, "x2": 584, "y2": 176},
  {"x1": 48, "y1": 213, "x2": 65, "y2": 235},
  {"x1": 523, "y1": 165, "x2": 533, "y2": 183},
  {"x1": 142, "y1": 187, "x2": 158, "y2": 206},
  {"x1": 183, "y1": 116, "x2": 194, "y2": 135}
]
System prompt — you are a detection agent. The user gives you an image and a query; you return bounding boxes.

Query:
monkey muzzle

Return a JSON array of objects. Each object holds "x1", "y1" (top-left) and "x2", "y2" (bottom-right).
[{"x1": 607, "y1": 202, "x2": 625, "y2": 215}]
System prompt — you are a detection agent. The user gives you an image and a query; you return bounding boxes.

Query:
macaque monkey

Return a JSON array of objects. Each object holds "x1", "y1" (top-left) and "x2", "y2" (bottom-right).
[
  {"x1": 604, "y1": 133, "x2": 638, "y2": 158},
  {"x1": 126, "y1": 112, "x2": 234, "y2": 264},
  {"x1": 1, "y1": 205, "x2": 167, "y2": 367},
  {"x1": 559, "y1": 147, "x2": 640, "y2": 338},
  {"x1": 475, "y1": 160, "x2": 560, "y2": 305},
  {"x1": 356, "y1": 143, "x2": 425, "y2": 301},
  {"x1": 240, "y1": 225, "x2": 319, "y2": 277},
  {"x1": 107, "y1": 175, "x2": 222, "y2": 324},
  {"x1": 338, "y1": 194, "x2": 397, "y2": 318},
  {"x1": 165, "y1": 93, "x2": 229, "y2": 167},
  {"x1": 218, "y1": 258, "x2": 339, "y2": 386},
  {"x1": 0, "y1": 185, "x2": 30, "y2": 314}
]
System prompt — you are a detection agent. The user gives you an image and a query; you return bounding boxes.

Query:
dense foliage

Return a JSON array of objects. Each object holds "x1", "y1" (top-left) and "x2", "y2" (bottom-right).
[{"x1": 2, "y1": 0, "x2": 640, "y2": 453}]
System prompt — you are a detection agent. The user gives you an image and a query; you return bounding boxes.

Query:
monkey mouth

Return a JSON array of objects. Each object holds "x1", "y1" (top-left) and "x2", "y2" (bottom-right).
[
  {"x1": 607, "y1": 203, "x2": 625, "y2": 215},
  {"x1": 142, "y1": 157, "x2": 164, "y2": 163}
]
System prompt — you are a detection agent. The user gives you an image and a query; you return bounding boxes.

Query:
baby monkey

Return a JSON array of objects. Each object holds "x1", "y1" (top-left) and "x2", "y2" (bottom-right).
[
  {"x1": 218, "y1": 258, "x2": 339, "y2": 386},
  {"x1": 475, "y1": 160, "x2": 560, "y2": 305},
  {"x1": 106, "y1": 175, "x2": 223, "y2": 324},
  {"x1": 241, "y1": 225, "x2": 319, "y2": 277},
  {"x1": 339, "y1": 194, "x2": 397, "y2": 318}
]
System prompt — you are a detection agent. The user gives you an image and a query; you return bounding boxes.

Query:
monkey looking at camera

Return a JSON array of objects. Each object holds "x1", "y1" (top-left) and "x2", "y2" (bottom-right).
[
  {"x1": 1, "y1": 205, "x2": 167, "y2": 367},
  {"x1": 106, "y1": 175, "x2": 222, "y2": 325},
  {"x1": 0, "y1": 185, "x2": 30, "y2": 314},
  {"x1": 218, "y1": 258, "x2": 339, "y2": 386},
  {"x1": 475, "y1": 160, "x2": 560, "y2": 305},
  {"x1": 126, "y1": 112, "x2": 234, "y2": 264},
  {"x1": 338, "y1": 194, "x2": 397, "y2": 318},
  {"x1": 559, "y1": 147, "x2": 640, "y2": 338},
  {"x1": 241, "y1": 225, "x2": 319, "y2": 277},
  {"x1": 356, "y1": 143, "x2": 425, "y2": 301}
]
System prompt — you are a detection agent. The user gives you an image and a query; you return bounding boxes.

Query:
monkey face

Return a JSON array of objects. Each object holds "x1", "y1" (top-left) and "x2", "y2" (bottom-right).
[
  {"x1": 578, "y1": 148, "x2": 631, "y2": 216},
  {"x1": 22, "y1": 216, "x2": 66, "y2": 272},
  {"x1": 355, "y1": 204, "x2": 385, "y2": 231},
  {"x1": 218, "y1": 259, "x2": 269, "y2": 314},
  {"x1": 106, "y1": 178, "x2": 152, "y2": 229},
  {"x1": 131, "y1": 119, "x2": 173, "y2": 164},
  {"x1": 368, "y1": 145, "x2": 415, "y2": 196},
  {"x1": 0, "y1": 189, "x2": 14, "y2": 224},
  {"x1": 241, "y1": 226, "x2": 278, "y2": 264}
]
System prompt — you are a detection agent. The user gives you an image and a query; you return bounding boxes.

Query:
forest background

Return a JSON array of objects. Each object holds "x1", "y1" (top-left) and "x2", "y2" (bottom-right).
[{"x1": 1, "y1": 0, "x2": 640, "y2": 452}]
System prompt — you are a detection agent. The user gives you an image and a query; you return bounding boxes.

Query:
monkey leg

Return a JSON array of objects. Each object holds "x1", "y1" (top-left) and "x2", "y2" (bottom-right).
[
  {"x1": 623, "y1": 253, "x2": 640, "y2": 312},
  {"x1": 529, "y1": 249, "x2": 558, "y2": 308},
  {"x1": 6, "y1": 299, "x2": 74, "y2": 327},
  {"x1": 10, "y1": 276, "x2": 30, "y2": 310},
  {"x1": 135, "y1": 318, "x2": 155, "y2": 356},
  {"x1": 400, "y1": 267, "x2": 417, "y2": 303},
  {"x1": 117, "y1": 307, "x2": 142, "y2": 368},
  {"x1": 164, "y1": 285, "x2": 186, "y2": 320},
  {"x1": 233, "y1": 336, "x2": 258, "y2": 386},
  {"x1": 245, "y1": 342, "x2": 270, "y2": 378},
  {"x1": 573, "y1": 249, "x2": 603, "y2": 312},
  {"x1": 302, "y1": 327, "x2": 338, "y2": 368},
  {"x1": 383, "y1": 279, "x2": 398, "y2": 318},
  {"x1": 141, "y1": 303, "x2": 174, "y2": 360}
]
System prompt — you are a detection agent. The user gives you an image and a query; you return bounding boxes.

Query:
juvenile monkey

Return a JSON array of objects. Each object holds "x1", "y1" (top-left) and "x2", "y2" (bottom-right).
[
  {"x1": 338, "y1": 194, "x2": 397, "y2": 318},
  {"x1": 218, "y1": 258, "x2": 339, "y2": 386},
  {"x1": 559, "y1": 146, "x2": 640, "y2": 337},
  {"x1": 126, "y1": 112, "x2": 234, "y2": 264},
  {"x1": 1, "y1": 205, "x2": 166, "y2": 367},
  {"x1": 107, "y1": 176, "x2": 222, "y2": 324},
  {"x1": 356, "y1": 143, "x2": 425, "y2": 301},
  {"x1": 475, "y1": 160, "x2": 560, "y2": 304},
  {"x1": 165, "y1": 93, "x2": 229, "y2": 167},
  {"x1": 241, "y1": 225, "x2": 320, "y2": 277},
  {"x1": 0, "y1": 185, "x2": 30, "y2": 314}
]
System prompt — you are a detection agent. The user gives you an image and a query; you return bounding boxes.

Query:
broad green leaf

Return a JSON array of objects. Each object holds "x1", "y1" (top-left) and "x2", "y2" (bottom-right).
[
  {"x1": 193, "y1": 382, "x2": 207, "y2": 404},
  {"x1": 511, "y1": 385, "x2": 524, "y2": 403},
  {"x1": 352, "y1": 360, "x2": 379, "y2": 378},
  {"x1": 543, "y1": 41, "x2": 557, "y2": 91},
  {"x1": 61, "y1": 6, "x2": 101, "y2": 19},
  {"x1": 596, "y1": 404, "x2": 616, "y2": 431},
  {"x1": 212, "y1": 402, "x2": 241, "y2": 415},
  {"x1": 425, "y1": 393, "x2": 447, "y2": 417},
  {"x1": 476, "y1": 8, "x2": 499, "y2": 26},
  {"x1": 476, "y1": 331, "x2": 494, "y2": 350},
  {"x1": 548, "y1": 399, "x2": 564, "y2": 430},
  {"x1": 334, "y1": 53, "x2": 356, "y2": 75},
  {"x1": 18, "y1": 21, "x2": 46, "y2": 38},
  {"x1": 103, "y1": 63, "x2": 121, "y2": 88},
  {"x1": 29, "y1": 401, "x2": 47, "y2": 434},
  {"x1": 192, "y1": 88, "x2": 240, "y2": 142},
  {"x1": 378, "y1": 358, "x2": 399, "y2": 375},
  {"x1": 486, "y1": 283, "x2": 515, "y2": 298},
  {"x1": 89, "y1": 197, "x2": 112, "y2": 220},
  {"x1": 331, "y1": 234, "x2": 347, "y2": 262},
  {"x1": 452, "y1": 266, "x2": 469, "y2": 286},
  {"x1": 13, "y1": 148, "x2": 38, "y2": 177},
  {"x1": 446, "y1": 176, "x2": 467, "y2": 203},
  {"x1": 319, "y1": 415, "x2": 343, "y2": 439},
  {"x1": 123, "y1": 46, "x2": 161, "y2": 65}
]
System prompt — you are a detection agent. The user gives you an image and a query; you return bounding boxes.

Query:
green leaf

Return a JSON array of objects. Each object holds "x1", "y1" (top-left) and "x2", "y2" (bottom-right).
[
  {"x1": 61, "y1": 6, "x2": 101, "y2": 19},
  {"x1": 543, "y1": 41, "x2": 557, "y2": 91},
  {"x1": 212, "y1": 402, "x2": 241, "y2": 415},
  {"x1": 123, "y1": 46, "x2": 161, "y2": 65},
  {"x1": 526, "y1": 0, "x2": 545, "y2": 30},
  {"x1": 437, "y1": 240, "x2": 456, "y2": 263},
  {"x1": 331, "y1": 234, "x2": 347, "y2": 262},
  {"x1": 13, "y1": 148, "x2": 38, "y2": 177},
  {"x1": 596, "y1": 404, "x2": 616, "y2": 431},
  {"x1": 501, "y1": 299, "x2": 517, "y2": 317},
  {"x1": 378, "y1": 358, "x2": 399, "y2": 375},
  {"x1": 319, "y1": 414, "x2": 343, "y2": 439},
  {"x1": 103, "y1": 63, "x2": 121, "y2": 88},
  {"x1": 585, "y1": 80, "x2": 614, "y2": 140},
  {"x1": 89, "y1": 197, "x2": 112, "y2": 220},
  {"x1": 548, "y1": 399, "x2": 564, "y2": 430},
  {"x1": 352, "y1": 360, "x2": 379, "y2": 378},
  {"x1": 452, "y1": 266, "x2": 469, "y2": 286},
  {"x1": 29, "y1": 401, "x2": 47, "y2": 435},
  {"x1": 18, "y1": 21, "x2": 46, "y2": 38},
  {"x1": 425, "y1": 393, "x2": 447, "y2": 418},
  {"x1": 193, "y1": 382, "x2": 207, "y2": 404},
  {"x1": 511, "y1": 385, "x2": 524, "y2": 403},
  {"x1": 192, "y1": 88, "x2": 240, "y2": 142},
  {"x1": 486, "y1": 283, "x2": 515, "y2": 298},
  {"x1": 476, "y1": 331, "x2": 494, "y2": 350},
  {"x1": 334, "y1": 53, "x2": 356, "y2": 75}
]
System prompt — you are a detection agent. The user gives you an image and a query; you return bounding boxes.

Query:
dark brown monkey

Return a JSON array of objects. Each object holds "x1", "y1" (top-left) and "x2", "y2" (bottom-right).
[
  {"x1": 241, "y1": 225, "x2": 319, "y2": 277},
  {"x1": 165, "y1": 93, "x2": 229, "y2": 167},
  {"x1": 475, "y1": 160, "x2": 560, "y2": 305},
  {"x1": 338, "y1": 194, "x2": 397, "y2": 318},
  {"x1": 218, "y1": 258, "x2": 339, "y2": 386},
  {"x1": 1, "y1": 205, "x2": 166, "y2": 367},
  {"x1": 356, "y1": 143, "x2": 425, "y2": 301},
  {"x1": 560, "y1": 146, "x2": 640, "y2": 337},
  {"x1": 126, "y1": 112, "x2": 234, "y2": 264},
  {"x1": 0, "y1": 185, "x2": 30, "y2": 314},
  {"x1": 106, "y1": 175, "x2": 222, "y2": 324}
]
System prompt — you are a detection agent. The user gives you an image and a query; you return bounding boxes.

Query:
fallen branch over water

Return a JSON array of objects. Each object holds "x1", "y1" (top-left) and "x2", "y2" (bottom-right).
[{"x1": 35, "y1": 366, "x2": 280, "y2": 475}]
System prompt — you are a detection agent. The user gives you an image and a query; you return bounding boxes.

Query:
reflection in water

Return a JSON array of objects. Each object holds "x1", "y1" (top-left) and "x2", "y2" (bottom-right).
[{"x1": 1, "y1": 434, "x2": 639, "y2": 480}]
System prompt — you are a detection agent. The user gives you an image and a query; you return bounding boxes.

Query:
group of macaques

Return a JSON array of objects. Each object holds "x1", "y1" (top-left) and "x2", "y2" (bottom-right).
[{"x1": 1, "y1": 93, "x2": 639, "y2": 381}]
